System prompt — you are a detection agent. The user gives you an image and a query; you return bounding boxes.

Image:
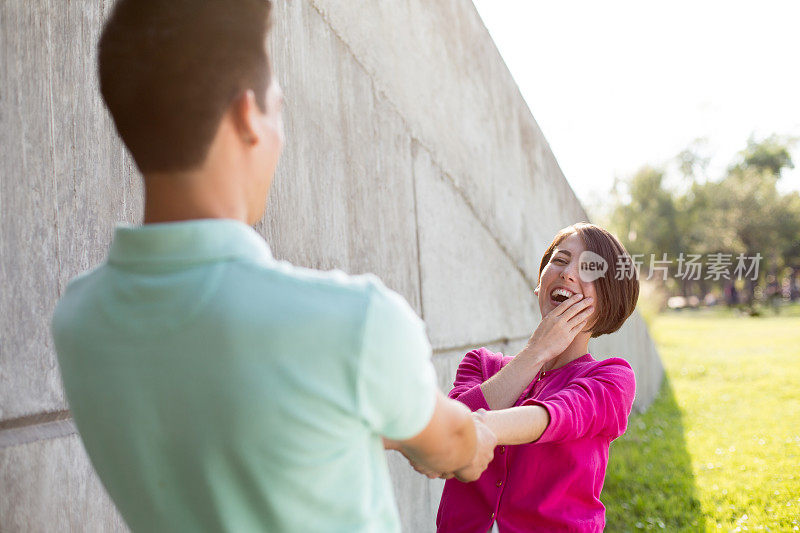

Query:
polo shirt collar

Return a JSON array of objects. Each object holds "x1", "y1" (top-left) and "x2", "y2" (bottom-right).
[{"x1": 108, "y1": 218, "x2": 273, "y2": 268}]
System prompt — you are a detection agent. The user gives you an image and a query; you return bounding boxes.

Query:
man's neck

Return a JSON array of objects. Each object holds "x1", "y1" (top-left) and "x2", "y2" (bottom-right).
[{"x1": 142, "y1": 170, "x2": 248, "y2": 224}]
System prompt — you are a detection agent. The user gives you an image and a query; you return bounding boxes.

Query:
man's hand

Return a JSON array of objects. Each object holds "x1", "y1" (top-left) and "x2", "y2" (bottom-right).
[
  {"x1": 382, "y1": 437, "x2": 401, "y2": 451},
  {"x1": 407, "y1": 457, "x2": 449, "y2": 479},
  {"x1": 452, "y1": 411, "x2": 497, "y2": 482},
  {"x1": 397, "y1": 410, "x2": 497, "y2": 481}
]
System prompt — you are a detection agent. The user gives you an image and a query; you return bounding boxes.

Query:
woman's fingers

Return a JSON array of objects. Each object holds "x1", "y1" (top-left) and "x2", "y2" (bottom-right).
[
  {"x1": 561, "y1": 296, "x2": 594, "y2": 321},
  {"x1": 528, "y1": 293, "x2": 595, "y2": 358},
  {"x1": 570, "y1": 316, "x2": 590, "y2": 331},
  {"x1": 567, "y1": 304, "x2": 594, "y2": 325},
  {"x1": 568, "y1": 305, "x2": 595, "y2": 333},
  {"x1": 552, "y1": 293, "x2": 584, "y2": 316}
]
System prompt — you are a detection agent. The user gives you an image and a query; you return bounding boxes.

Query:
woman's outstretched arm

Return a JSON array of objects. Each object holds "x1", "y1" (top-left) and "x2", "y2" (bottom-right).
[
  {"x1": 480, "y1": 358, "x2": 636, "y2": 446},
  {"x1": 480, "y1": 405, "x2": 551, "y2": 445},
  {"x1": 437, "y1": 407, "x2": 550, "y2": 475}
]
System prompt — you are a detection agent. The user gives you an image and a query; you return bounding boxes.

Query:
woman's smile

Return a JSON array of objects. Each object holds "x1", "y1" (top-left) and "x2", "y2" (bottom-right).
[{"x1": 549, "y1": 286, "x2": 582, "y2": 305}]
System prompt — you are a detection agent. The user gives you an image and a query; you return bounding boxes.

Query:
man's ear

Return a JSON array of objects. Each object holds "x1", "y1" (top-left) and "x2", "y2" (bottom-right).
[{"x1": 230, "y1": 89, "x2": 261, "y2": 146}]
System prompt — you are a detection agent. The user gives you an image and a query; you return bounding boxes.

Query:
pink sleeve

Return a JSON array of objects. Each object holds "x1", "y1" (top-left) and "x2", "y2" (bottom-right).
[
  {"x1": 524, "y1": 358, "x2": 636, "y2": 443},
  {"x1": 448, "y1": 348, "x2": 494, "y2": 412}
]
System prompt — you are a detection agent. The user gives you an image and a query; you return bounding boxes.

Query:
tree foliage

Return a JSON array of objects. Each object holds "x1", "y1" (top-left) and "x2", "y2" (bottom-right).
[{"x1": 608, "y1": 136, "x2": 800, "y2": 303}]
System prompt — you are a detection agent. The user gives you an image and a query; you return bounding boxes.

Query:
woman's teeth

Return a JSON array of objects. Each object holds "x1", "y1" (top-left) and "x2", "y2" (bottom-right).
[{"x1": 550, "y1": 288, "x2": 580, "y2": 303}]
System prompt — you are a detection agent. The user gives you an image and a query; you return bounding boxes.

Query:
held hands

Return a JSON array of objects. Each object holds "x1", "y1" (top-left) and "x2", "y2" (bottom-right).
[
  {"x1": 452, "y1": 410, "x2": 497, "y2": 482},
  {"x1": 382, "y1": 437, "x2": 401, "y2": 451},
  {"x1": 405, "y1": 411, "x2": 498, "y2": 482},
  {"x1": 524, "y1": 293, "x2": 594, "y2": 362}
]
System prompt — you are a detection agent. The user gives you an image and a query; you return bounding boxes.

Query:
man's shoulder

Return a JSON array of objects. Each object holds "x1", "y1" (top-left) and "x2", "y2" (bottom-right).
[
  {"x1": 52, "y1": 264, "x2": 111, "y2": 343},
  {"x1": 54, "y1": 265, "x2": 107, "y2": 314},
  {"x1": 230, "y1": 259, "x2": 422, "y2": 331},
  {"x1": 235, "y1": 258, "x2": 390, "y2": 303}
]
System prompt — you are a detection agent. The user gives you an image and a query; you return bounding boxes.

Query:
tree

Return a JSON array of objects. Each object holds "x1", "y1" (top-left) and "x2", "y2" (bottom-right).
[
  {"x1": 716, "y1": 137, "x2": 795, "y2": 303},
  {"x1": 607, "y1": 135, "x2": 799, "y2": 307},
  {"x1": 610, "y1": 166, "x2": 684, "y2": 291},
  {"x1": 732, "y1": 135, "x2": 795, "y2": 177},
  {"x1": 776, "y1": 192, "x2": 800, "y2": 300}
]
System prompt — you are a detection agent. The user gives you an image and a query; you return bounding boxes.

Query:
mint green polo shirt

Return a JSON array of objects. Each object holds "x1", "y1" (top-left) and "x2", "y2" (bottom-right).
[{"x1": 52, "y1": 219, "x2": 437, "y2": 532}]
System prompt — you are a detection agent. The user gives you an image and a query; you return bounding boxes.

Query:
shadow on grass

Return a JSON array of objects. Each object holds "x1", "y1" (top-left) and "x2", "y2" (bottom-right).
[{"x1": 602, "y1": 378, "x2": 703, "y2": 531}]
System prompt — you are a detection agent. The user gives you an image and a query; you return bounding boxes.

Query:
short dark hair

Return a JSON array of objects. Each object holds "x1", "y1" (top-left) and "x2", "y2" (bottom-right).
[
  {"x1": 98, "y1": 0, "x2": 273, "y2": 173},
  {"x1": 538, "y1": 223, "x2": 640, "y2": 338}
]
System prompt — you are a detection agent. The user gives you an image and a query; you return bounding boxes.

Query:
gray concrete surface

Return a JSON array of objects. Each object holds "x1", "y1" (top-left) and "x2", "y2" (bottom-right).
[
  {"x1": 0, "y1": 433, "x2": 127, "y2": 532},
  {"x1": 1, "y1": 0, "x2": 663, "y2": 530}
]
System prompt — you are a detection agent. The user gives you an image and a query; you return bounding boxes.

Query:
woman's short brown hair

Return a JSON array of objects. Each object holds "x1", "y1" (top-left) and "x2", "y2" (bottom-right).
[{"x1": 538, "y1": 223, "x2": 639, "y2": 338}]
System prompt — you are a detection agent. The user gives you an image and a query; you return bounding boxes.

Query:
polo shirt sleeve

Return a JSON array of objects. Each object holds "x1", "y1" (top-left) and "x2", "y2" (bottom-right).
[
  {"x1": 523, "y1": 358, "x2": 636, "y2": 443},
  {"x1": 357, "y1": 279, "x2": 437, "y2": 441}
]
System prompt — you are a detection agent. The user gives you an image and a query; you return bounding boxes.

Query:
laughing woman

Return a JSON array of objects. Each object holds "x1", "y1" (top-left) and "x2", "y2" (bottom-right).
[{"x1": 436, "y1": 223, "x2": 640, "y2": 533}]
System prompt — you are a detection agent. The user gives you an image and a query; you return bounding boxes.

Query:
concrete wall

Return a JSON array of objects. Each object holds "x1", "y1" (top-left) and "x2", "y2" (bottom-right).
[{"x1": 0, "y1": 0, "x2": 662, "y2": 531}]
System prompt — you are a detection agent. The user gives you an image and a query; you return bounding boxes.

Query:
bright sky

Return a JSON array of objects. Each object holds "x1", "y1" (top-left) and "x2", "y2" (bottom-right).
[{"x1": 471, "y1": 0, "x2": 800, "y2": 210}]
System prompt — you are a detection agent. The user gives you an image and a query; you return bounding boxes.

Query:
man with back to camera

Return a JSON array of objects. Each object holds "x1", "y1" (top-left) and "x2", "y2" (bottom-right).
[{"x1": 51, "y1": 1, "x2": 497, "y2": 531}]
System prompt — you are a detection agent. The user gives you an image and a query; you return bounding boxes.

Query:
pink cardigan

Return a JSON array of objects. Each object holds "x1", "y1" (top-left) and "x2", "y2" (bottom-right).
[{"x1": 436, "y1": 348, "x2": 636, "y2": 533}]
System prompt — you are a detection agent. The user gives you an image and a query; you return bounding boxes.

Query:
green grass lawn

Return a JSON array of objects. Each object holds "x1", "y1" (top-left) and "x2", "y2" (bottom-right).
[{"x1": 603, "y1": 303, "x2": 800, "y2": 531}]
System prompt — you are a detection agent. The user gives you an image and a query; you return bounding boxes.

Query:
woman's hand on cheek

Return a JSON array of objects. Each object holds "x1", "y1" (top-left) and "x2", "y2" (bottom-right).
[{"x1": 524, "y1": 294, "x2": 594, "y2": 362}]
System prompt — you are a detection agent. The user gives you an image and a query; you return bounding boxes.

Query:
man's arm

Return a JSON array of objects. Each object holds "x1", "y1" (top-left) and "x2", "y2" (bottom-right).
[
  {"x1": 360, "y1": 281, "x2": 495, "y2": 481},
  {"x1": 386, "y1": 390, "x2": 497, "y2": 481}
]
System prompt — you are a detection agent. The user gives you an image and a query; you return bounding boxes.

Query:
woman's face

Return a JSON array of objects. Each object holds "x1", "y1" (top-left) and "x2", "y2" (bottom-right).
[{"x1": 536, "y1": 232, "x2": 599, "y2": 330}]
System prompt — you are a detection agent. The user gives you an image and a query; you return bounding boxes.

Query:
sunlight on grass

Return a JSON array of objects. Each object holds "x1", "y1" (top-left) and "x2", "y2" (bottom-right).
[{"x1": 603, "y1": 303, "x2": 800, "y2": 531}]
